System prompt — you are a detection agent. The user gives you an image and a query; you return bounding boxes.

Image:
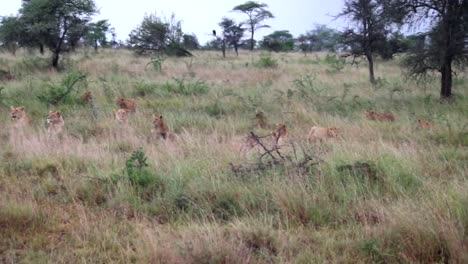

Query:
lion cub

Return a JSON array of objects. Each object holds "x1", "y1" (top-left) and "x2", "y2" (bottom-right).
[
  {"x1": 365, "y1": 110, "x2": 395, "y2": 122},
  {"x1": 151, "y1": 114, "x2": 176, "y2": 140},
  {"x1": 272, "y1": 123, "x2": 288, "y2": 147},
  {"x1": 115, "y1": 97, "x2": 136, "y2": 113},
  {"x1": 82, "y1": 91, "x2": 93, "y2": 103},
  {"x1": 255, "y1": 109, "x2": 270, "y2": 129},
  {"x1": 115, "y1": 108, "x2": 129, "y2": 124},
  {"x1": 47, "y1": 111, "x2": 64, "y2": 135},
  {"x1": 10, "y1": 106, "x2": 30, "y2": 129},
  {"x1": 308, "y1": 126, "x2": 338, "y2": 143}
]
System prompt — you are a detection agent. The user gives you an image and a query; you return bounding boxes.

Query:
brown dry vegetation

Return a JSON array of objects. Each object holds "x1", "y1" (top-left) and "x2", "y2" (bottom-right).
[{"x1": 0, "y1": 49, "x2": 467, "y2": 263}]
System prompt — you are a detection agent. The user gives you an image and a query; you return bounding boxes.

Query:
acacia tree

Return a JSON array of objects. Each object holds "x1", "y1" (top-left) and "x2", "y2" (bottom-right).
[
  {"x1": 260, "y1": 30, "x2": 294, "y2": 52},
  {"x1": 85, "y1": 19, "x2": 111, "y2": 52},
  {"x1": 20, "y1": 0, "x2": 97, "y2": 68},
  {"x1": 218, "y1": 18, "x2": 245, "y2": 56},
  {"x1": 402, "y1": 0, "x2": 468, "y2": 99},
  {"x1": 338, "y1": 0, "x2": 405, "y2": 83},
  {"x1": 128, "y1": 13, "x2": 192, "y2": 56},
  {"x1": 232, "y1": 1, "x2": 274, "y2": 51}
]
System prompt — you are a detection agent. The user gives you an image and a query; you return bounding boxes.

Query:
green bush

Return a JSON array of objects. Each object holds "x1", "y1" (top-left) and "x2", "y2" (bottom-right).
[
  {"x1": 255, "y1": 54, "x2": 278, "y2": 68},
  {"x1": 36, "y1": 71, "x2": 87, "y2": 106},
  {"x1": 125, "y1": 148, "x2": 165, "y2": 200}
]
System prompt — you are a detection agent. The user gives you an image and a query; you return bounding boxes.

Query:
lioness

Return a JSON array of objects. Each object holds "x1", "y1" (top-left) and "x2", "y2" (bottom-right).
[
  {"x1": 151, "y1": 114, "x2": 175, "y2": 140},
  {"x1": 10, "y1": 106, "x2": 30, "y2": 129},
  {"x1": 47, "y1": 111, "x2": 64, "y2": 135},
  {"x1": 417, "y1": 119, "x2": 432, "y2": 129},
  {"x1": 115, "y1": 108, "x2": 129, "y2": 124},
  {"x1": 115, "y1": 97, "x2": 136, "y2": 112},
  {"x1": 365, "y1": 110, "x2": 395, "y2": 122},
  {"x1": 308, "y1": 126, "x2": 338, "y2": 143}
]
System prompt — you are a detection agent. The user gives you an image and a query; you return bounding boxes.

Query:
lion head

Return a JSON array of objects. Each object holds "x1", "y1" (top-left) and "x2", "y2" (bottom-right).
[
  {"x1": 10, "y1": 106, "x2": 29, "y2": 129},
  {"x1": 10, "y1": 106, "x2": 26, "y2": 121},
  {"x1": 115, "y1": 108, "x2": 129, "y2": 124},
  {"x1": 47, "y1": 111, "x2": 64, "y2": 134},
  {"x1": 327, "y1": 127, "x2": 338, "y2": 137},
  {"x1": 115, "y1": 97, "x2": 136, "y2": 112},
  {"x1": 82, "y1": 91, "x2": 93, "y2": 103}
]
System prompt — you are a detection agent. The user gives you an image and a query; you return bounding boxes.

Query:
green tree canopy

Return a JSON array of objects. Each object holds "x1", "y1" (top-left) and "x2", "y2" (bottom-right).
[
  {"x1": 402, "y1": 0, "x2": 468, "y2": 99},
  {"x1": 218, "y1": 17, "x2": 245, "y2": 56},
  {"x1": 260, "y1": 30, "x2": 294, "y2": 52},
  {"x1": 84, "y1": 19, "x2": 111, "y2": 52},
  {"x1": 232, "y1": 1, "x2": 274, "y2": 51},
  {"x1": 337, "y1": 0, "x2": 406, "y2": 83},
  {"x1": 20, "y1": 0, "x2": 97, "y2": 68},
  {"x1": 128, "y1": 13, "x2": 192, "y2": 57}
]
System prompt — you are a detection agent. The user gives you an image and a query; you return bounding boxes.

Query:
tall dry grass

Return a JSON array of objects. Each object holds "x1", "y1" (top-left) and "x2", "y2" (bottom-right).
[{"x1": 0, "y1": 48, "x2": 467, "y2": 263}]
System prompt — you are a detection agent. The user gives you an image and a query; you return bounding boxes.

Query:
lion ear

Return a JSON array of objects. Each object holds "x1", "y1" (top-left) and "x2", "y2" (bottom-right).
[
  {"x1": 20, "y1": 106, "x2": 25, "y2": 110},
  {"x1": 159, "y1": 115, "x2": 163, "y2": 119},
  {"x1": 57, "y1": 112, "x2": 61, "y2": 116}
]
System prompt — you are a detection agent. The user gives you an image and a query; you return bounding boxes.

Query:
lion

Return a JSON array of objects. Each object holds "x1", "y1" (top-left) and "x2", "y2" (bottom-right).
[
  {"x1": 115, "y1": 108, "x2": 129, "y2": 124},
  {"x1": 115, "y1": 97, "x2": 136, "y2": 112},
  {"x1": 308, "y1": 126, "x2": 338, "y2": 143},
  {"x1": 10, "y1": 106, "x2": 30, "y2": 129},
  {"x1": 255, "y1": 109, "x2": 269, "y2": 129},
  {"x1": 365, "y1": 110, "x2": 395, "y2": 122},
  {"x1": 417, "y1": 119, "x2": 432, "y2": 129},
  {"x1": 82, "y1": 91, "x2": 93, "y2": 103},
  {"x1": 272, "y1": 123, "x2": 288, "y2": 147},
  {"x1": 47, "y1": 111, "x2": 64, "y2": 135},
  {"x1": 151, "y1": 114, "x2": 175, "y2": 140}
]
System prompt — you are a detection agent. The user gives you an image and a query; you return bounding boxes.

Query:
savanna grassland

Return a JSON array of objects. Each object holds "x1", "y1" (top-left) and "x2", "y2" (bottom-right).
[{"x1": 0, "y1": 49, "x2": 467, "y2": 263}]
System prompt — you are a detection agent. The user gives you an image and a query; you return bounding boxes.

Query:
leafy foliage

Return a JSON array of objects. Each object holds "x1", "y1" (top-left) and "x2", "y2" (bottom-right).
[
  {"x1": 297, "y1": 25, "x2": 340, "y2": 54},
  {"x1": 84, "y1": 19, "x2": 111, "y2": 51},
  {"x1": 36, "y1": 71, "x2": 87, "y2": 106},
  {"x1": 232, "y1": 1, "x2": 274, "y2": 51},
  {"x1": 19, "y1": 0, "x2": 97, "y2": 68},
  {"x1": 217, "y1": 17, "x2": 245, "y2": 57},
  {"x1": 402, "y1": 0, "x2": 468, "y2": 98},
  {"x1": 128, "y1": 13, "x2": 192, "y2": 57},
  {"x1": 260, "y1": 30, "x2": 294, "y2": 52}
]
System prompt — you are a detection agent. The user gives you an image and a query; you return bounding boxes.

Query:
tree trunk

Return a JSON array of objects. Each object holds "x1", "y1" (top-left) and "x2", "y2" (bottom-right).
[
  {"x1": 222, "y1": 42, "x2": 226, "y2": 58},
  {"x1": 250, "y1": 24, "x2": 255, "y2": 51},
  {"x1": 52, "y1": 51, "x2": 60, "y2": 68},
  {"x1": 94, "y1": 40, "x2": 98, "y2": 52},
  {"x1": 365, "y1": 52, "x2": 375, "y2": 84},
  {"x1": 234, "y1": 45, "x2": 239, "y2": 56},
  {"x1": 39, "y1": 44, "x2": 44, "y2": 55},
  {"x1": 440, "y1": 61, "x2": 452, "y2": 98}
]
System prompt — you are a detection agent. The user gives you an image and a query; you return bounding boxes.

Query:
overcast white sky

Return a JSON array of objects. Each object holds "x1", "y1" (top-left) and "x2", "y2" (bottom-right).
[{"x1": 1, "y1": 0, "x2": 346, "y2": 44}]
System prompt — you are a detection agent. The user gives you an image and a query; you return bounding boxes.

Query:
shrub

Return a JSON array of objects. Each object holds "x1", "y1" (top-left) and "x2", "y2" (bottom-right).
[
  {"x1": 255, "y1": 54, "x2": 278, "y2": 68},
  {"x1": 36, "y1": 71, "x2": 87, "y2": 106},
  {"x1": 125, "y1": 148, "x2": 165, "y2": 200}
]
